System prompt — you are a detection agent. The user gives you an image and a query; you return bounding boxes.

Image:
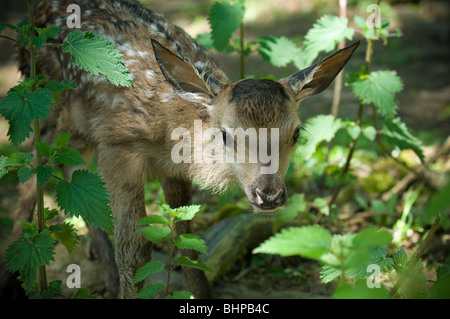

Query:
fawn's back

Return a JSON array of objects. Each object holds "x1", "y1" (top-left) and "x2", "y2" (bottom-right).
[{"x1": 19, "y1": 0, "x2": 228, "y2": 179}]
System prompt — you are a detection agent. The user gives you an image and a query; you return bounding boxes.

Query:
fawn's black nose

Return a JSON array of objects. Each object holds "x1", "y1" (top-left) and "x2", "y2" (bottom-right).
[{"x1": 254, "y1": 187, "x2": 286, "y2": 210}]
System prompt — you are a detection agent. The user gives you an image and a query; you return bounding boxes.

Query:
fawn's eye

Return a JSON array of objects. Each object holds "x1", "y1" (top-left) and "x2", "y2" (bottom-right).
[{"x1": 292, "y1": 126, "x2": 301, "y2": 144}]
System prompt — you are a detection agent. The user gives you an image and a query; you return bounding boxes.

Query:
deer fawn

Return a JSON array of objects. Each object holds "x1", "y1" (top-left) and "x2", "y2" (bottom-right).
[{"x1": 16, "y1": 0, "x2": 358, "y2": 298}]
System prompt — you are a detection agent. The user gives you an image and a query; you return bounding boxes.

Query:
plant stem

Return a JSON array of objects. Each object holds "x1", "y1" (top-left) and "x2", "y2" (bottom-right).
[
  {"x1": 164, "y1": 220, "x2": 175, "y2": 298},
  {"x1": 328, "y1": 39, "x2": 373, "y2": 206},
  {"x1": 390, "y1": 215, "x2": 441, "y2": 297},
  {"x1": 28, "y1": 0, "x2": 47, "y2": 292},
  {"x1": 239, "y1": 23, "x2": 245, "y2": 79}
]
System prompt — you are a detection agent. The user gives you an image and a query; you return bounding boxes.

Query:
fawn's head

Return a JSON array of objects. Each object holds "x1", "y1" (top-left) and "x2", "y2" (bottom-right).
[{"x1": 153, "y1": 39, "x2": 359, "y2": 212}]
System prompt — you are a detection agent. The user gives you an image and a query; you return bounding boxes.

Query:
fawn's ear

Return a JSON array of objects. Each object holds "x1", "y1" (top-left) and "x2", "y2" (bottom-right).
[
  {"x1": 279, "y1": 41, "x2": 359, "y2": 103},
  {"x1": 152, "y1": 39, "x2": 228, "y2": 108}
]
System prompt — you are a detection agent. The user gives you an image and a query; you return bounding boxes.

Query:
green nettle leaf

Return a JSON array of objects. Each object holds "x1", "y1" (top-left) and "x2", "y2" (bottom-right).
[
  {"x1": 177, "y1": 256, "x2": 214, "y2": 273},
  {"x1": 298, "y1": 114, "x2": 342, "y2": 160},
  {"x1": 303, "y1": 15, "x2": 354, "y2": 65},
  {"x1": 174, "y1": 234, "x2": 208, "y2": 255},
  {"x1": 135, "y1": 283, "x2": 165, "y2": 299},
  {"x1": 17, "y1": 166, "x2": 34, "y2": 183},
  {"x1": 333, "y1": 279, "x2": 390, "y2": 299},
  {"x1": 36, "y1": 141, "x2": 53, "y2": 158},
  {"x1": 173, "y1": 205, "x2": 202, "y2": 222},
  {"x1": 134, "y1": 261, "x2": 165, "y2": 283},
  {"x1": 53, "y1": 148, "x2": 86, "y2": 166},
  {"x1": 253, "y1": 225, "x2": 332, "y2": 260},
  {"x1": 362, "y1": 126, "x2": 377, "y2": 142},
  {"x1": 351, "y1": 70, "x2": 403, "y2": 119},
  {"x1": 166, "y1": 290, "x2": 194, "y2": 299},
  {"x1": 196, "y1": 32, "x2": 214, "y2": 51},
  {"x1": 352, "y1": 227, "x2": 392, "y2": 249},
  {"x1": 137, "y1": 226, "x2": 171, "y2": 242},
  {"x1": 54, "y1": 132, "x2": 72, "y2": 148},
  {"x1": 382, "y1": 117, "x2": 424, "y2": 163},
  {"x1": 0, "y1": 156, "x2": 7, "y2": 179},
  {"x1": 5, "y1": 152, "x2": 34, "y2": 167},
  {"x1": 137, "y1": 214, "x2": 169, "y2": 225},
  {"x1": 36, "y1": 165, "x2": 53, "y2": 185},
  {"x1": 48, "y1": 223, "x2": 81, "y2": 253},
  {"x1": 5, "y1": 230, "x2": 55, "y2": 288},
  {"x1": 70, "y1": 287, "x2": 97, "y2": 299},
  {"x1": 41, "y1": 280, "x2": 62, "y2": 299},
  {"x1": 208, "y1": 0, "x2": 245, "y2": 52},
  {"x1": 55, "y1": 169, "x2": 113, "y2": 231},
  {"x1": 63, "y1": 30, "x2": 133, "y2": 87},
  {"x1": 257, "y1": 36, "x2": 303, "y2": 68},
  {"x1": 0, "y1": 87, "x2": 53, "y2": 145}
]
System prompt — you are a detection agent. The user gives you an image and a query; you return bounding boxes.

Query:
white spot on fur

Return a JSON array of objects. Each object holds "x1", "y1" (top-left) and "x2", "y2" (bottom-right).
[
  {"x1": 85, "y1": 9, "x2": 92, "y2": 17},
  {"x1": 146, "y1": 69, "x2": 156, "y2": 79},
  {"x1": 137, "y1": 50, "x2": 149, "y2": 58},
  {"x1": 52, "y1": 0, "x2": 59, "y2": 12},
  {"x1": 161, "y1": 92, "x2": 175, "y2": 103}
]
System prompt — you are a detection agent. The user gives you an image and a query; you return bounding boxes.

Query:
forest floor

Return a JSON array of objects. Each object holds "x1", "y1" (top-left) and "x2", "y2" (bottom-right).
[{"x1": 0, "y1": 0, "x2": 449, "y2": 299}]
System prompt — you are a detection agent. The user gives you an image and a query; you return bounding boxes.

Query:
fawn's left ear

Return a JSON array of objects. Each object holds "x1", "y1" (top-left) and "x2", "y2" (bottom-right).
[
  {"x1": 152, "y1": 39, "x2": 229, "y2": 109},
  {"x1": 279, "y1": 41, "x2": 360, "y2": 103}
]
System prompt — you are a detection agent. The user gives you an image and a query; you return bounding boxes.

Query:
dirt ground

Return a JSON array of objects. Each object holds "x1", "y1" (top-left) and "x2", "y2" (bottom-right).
[{"x1": 0, "y1": 0, "x2": 449, "y2": 299}]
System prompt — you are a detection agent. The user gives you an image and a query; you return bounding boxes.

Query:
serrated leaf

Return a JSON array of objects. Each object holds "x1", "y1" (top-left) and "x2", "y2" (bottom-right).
[
  {"x1": 54, "y1": 132, "x2": 72, "y2": 148},
  {"x1": 208, "y1": 1, "x2": 245, "y2": 52},
  {"x1": 137, "y1": 226, "x2": 170, "y2": 242},
  {"x1": 303, "y1": 15, "x2": 354, "y2": 65},
  {"x1": 0, "y1": 86, "x2": 53, "y2": 145},
  {"x1": 0, "y1": 156, "x2": 7, "y2": 179},
  {"x1": 134, "y1": 261, "x2": 165, "y2": 283},
  {"x1": 320, "y1": 265, "x2": 341, "y2": 283},
  {"x1": 173, "y1": 205, "x2": 201, "y2": 222},
  {"x1": 41, "y1": 280, "x2": 62, "y2": 299},
  {"x1": 53, "y1": 148, "x2": 85, "y2": 166},
  {"x1": 17, "y1": 166, "x2": 34, "y2": 183},
  {"x1": 352, "y1": 227, "x2": 392, "y2": 249},
  {"x1": 177, "y1": 256, "x2": 214, "y2": 273},
  {"x1": 55, "y1": 169, "x2": 113, "y2": 231},
  {"x1": 174, "y1": 234, "x2": 207, "y2": 255},
  {"x1": 63, "y1": 31, "x2": 133, "y2": 87},
  {"x1": 196, "y1": 32, "x2": 214, "y2": 51},
  {"x1": 35, "y1": 141, "x2": 53, "y2": 158},
  {"x1": 257, "y1": 36, "x2": 303, "y2": 68},
  {"x1": 253, "y1": 225, "x2": 331, "y2": 260},
  {"x1": 36, "y1": 165, "x2": 53, "y2": 185},
  {"x1": 49, "y1": 223, "x2": 81, "y2": 253},
  {"x1": 362, "y1": 126, "x2": 377, "y2": 141},
  {"x1": 5, "y1": 152, "x2": 34, "y2": 167},
  {"x1": 351, "y1": 70, "x2": 403, "y2": 118},
  {"x1": 347, "y1": 126, "x2": 361, "y2": 140},
  {"x1": 298, "y1": 114, "x2": 342, "y2": 159},
  {"x1": 382, "y1": 117, "x2": 424, "y2": 163},
  {"x1": 70, "y1": 287, "x2": 97, "y2": 299},
  {"x1": 394, "y1": 247, "x2": 408, "y2": 266},
  {"x1": 135, "y1": 283, "x2": 165, "y2": 299},
  {"x1": 5, "y1": 230, "x2": 55, "y2": 288},
  {"x1": 138, "y1": 215, "x2": 169, "y2": 225},
  {"x1": 166, "y1": 290, "x2": 194, "y2": 299}
]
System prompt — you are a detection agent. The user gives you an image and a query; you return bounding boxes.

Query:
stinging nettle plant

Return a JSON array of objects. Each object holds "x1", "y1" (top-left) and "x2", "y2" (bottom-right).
[
  {"x1": 197, "y1": 0, "x2": 447, "y2": 298},
  {"x1": 0, "y1": 1, "x2": 132, "y2": 298},
  {"x1": 134, "y1": 204, "x2": 213, "y2": 299}
]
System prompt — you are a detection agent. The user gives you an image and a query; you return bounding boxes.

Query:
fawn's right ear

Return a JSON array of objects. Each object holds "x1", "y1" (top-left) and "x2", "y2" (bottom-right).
[
  {"x1": 279, "y1": 41, "x2": 359, "y2": 103},
  {"x1": 152, "y1": 39, "x2": 228, "y2": 109}
]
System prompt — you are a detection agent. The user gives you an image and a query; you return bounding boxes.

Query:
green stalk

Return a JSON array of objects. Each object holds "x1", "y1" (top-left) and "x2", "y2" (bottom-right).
[
  {"x1": 28, "y1": 0, "x2": 47, "y2": 292},
  {"x1": 328, "y1": 39, "x2": 373, "y2": 206},
  {"x1": 164, "y1": 219, "x2": 175, "y2": 297}
]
